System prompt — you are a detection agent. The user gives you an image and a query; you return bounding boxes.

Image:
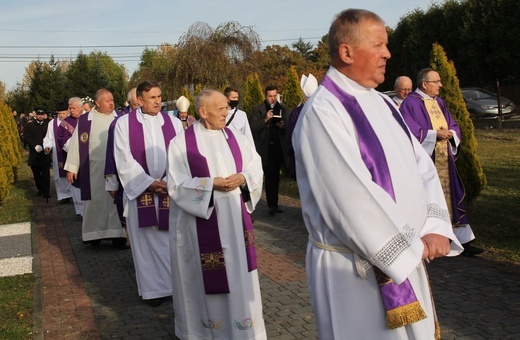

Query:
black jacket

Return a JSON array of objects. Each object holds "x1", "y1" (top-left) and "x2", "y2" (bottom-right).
[
  {"x1": 25, "y1": 119, "x2": 51, "y2": 167},
  {"x1": 250, "y1": 101, "x2": 290, "y2": 167}
]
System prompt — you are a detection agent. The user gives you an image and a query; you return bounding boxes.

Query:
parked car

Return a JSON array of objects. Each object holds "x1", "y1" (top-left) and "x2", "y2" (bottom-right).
[{"x1": 461, "y1": 87, "x2": 516, "y2": 119}]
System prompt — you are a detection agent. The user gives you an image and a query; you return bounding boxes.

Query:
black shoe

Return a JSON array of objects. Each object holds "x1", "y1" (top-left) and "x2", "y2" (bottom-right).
[
  {"x1": 146, "y1": 297, "x2": 164, "y2": 307},
  {"x1": 461, "y1": 242, "x2": 485, "y2": 256},
  {"x1": 269, "y1": 207, "x2": 284, "y2": 215},
  {"x1": 112, "y1": 238, "x2": 130, "y2": 249}
]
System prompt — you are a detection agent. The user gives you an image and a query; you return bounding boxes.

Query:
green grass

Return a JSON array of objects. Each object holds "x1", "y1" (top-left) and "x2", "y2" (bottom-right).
[
  {"x1": 468, "y1": 129, "x2": 520, "y2": 263},
  {"x1": 279, "y1": 129, "x2": 520, "y2": 264},
  {"x1": 0, "y1": 274, "x2": 35, "y2": 340},
  {"x1": 0, "y1": 158, "x2": 33, "y2": 223},
  {"x1": 0, "y1": 153, "x2": 35, "y2": 340}
]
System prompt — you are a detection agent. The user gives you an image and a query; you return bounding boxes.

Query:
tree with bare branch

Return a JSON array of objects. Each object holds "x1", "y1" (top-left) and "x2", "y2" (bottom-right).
[{"x1": 173, "y1": 21, "x2": 261, "y2": 91}]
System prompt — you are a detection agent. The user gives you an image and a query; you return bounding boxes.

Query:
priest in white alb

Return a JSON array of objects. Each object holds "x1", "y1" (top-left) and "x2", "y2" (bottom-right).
[
  {"x1": 65, "y1": 89, "x2": 126, "y2": 247},
  {"x1": 167, "y1": 90, "x2": 266, "y2": 339},
  {"x1": 43, "y1": 105, "x2": 72, "y2": 203},
  {"x1": 113, "y1": 81, "x2": 183, "y2": 307},
  {"x1": 293, "y1": 9, "x2": 463, "y2": 340}
]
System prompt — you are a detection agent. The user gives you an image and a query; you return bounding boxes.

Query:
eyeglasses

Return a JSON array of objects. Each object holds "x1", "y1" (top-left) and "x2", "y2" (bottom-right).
[
  {"x1": 424, "y1": 80, "x2": 442, "y2": 84},
  {"x1": 397, "y1": 88, "x2": 412, "y2": 91}
]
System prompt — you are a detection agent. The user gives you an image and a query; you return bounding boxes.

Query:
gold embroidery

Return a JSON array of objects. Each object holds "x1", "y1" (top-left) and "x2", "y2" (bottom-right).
[
  {"x1": 80, "y1": 132, "x2": 89, "y2": 143},
  {"x1": 244, "y1": 230, "x2": 255, "y2": 247},
  {"x1": 140, "y1": 193, "x2": 153, "y2": 206},
  {"x1": 424, "y1": 99, "x2": 453, "y2": 220},
  {"x1": 161, "y1": 196, "x2": 170, "y2": 208},
  {"x1": 200, "y1": 252, "x2": 226, "y2": 270}
]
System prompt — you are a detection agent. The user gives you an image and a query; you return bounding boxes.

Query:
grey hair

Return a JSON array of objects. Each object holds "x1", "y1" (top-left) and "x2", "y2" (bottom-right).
[
  {"x1": 328, "y1": 8, "x2": 385, "y2": 61},
  {"x1": 195, "y1": 89, "x2": 221, "y2": 113},
  {"x1": 68, "y1": 97, "x2": 83, "y2": 106}
]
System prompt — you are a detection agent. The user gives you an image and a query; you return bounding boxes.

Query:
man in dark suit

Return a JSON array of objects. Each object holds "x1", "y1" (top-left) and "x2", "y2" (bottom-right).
[
  {"x1": 24, "y1": 109, "x2": 51, "y2": 199},
  {"x1": 250, "y1": 85, "x2": 290, "y2": 215}
]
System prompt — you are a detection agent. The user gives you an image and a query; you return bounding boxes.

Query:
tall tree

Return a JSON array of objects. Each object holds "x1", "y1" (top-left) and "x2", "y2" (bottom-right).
[
  {"x1": 311, "y1": 34, "x2": 330, "y2": 73},
  {"x1": 386, "y1": 0, "x2": 520, "y2": 90},
  {"x1": 251, "y1": 45, "x2": 308, "y2": 93},
  {"x1": 430, "y1": 42, "x2": 486, "y2": 202},
  {"x1": 292, "y1": 38, "x2": 314, "y2": 61},
  {"x1": 173, "y1": 21, "x2": 261, "y2": 91},
  {"x1": 65, "y1": 51, "x2": 128, "y2": 106},
  {"x1": 282, "y1": 66, "x2": 303, "y2": 111},
  {"x1": 241, "y1": 73, "x2": 264, "y2": 116},
  {"x1": 0, "y1": 81, "x2": 6, "y2": 103},
  {"x1": 131, "y1": 44, "x2": 178, "y2": 101},
  {"x1": 0, "y1": 101, "x2": 22, "y2": 199}
]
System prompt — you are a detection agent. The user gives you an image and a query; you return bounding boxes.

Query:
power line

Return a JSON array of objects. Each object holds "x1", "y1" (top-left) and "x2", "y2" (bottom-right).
[{"x1": 0, "y1": 36, "x2": 324, "y2": 50}]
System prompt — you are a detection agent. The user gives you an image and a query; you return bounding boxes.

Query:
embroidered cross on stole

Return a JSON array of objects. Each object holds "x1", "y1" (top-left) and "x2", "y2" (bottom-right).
[
  {"x1": 423, "y1": 98, "x2": 453, "y2": 218},
  {"x1": 185, "y1": 126, "x2": 257, "y2": 295},
  {"x1": 129, "y1": 111, "x2": 176, "y2": 230}
]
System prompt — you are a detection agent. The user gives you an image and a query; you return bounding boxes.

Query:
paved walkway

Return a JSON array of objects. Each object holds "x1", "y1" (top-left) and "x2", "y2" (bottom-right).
[{"x1": 30, "y1": 190, "x2": 520, "y2": 339}]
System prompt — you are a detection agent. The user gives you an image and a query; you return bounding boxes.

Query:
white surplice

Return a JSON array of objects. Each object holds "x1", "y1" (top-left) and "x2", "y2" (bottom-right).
[
  {"x1": 65, "y1": 110, "x2": 124, "y2": 241},
  {"x1": 43, "y1": 118, "x2": 72, "y2": 201},
  {"x1": 226, "y1": 108, "x2": 254, "y2": 146},
  {"x1": 113, "y1": 109, "x2": 183, "y2": 300},
  {"x1": 293, "y1": 67, "x2": 463, "y2": 340},
  {"x1": 167, "y1": 122, "x2": 266, "y2": 340}
]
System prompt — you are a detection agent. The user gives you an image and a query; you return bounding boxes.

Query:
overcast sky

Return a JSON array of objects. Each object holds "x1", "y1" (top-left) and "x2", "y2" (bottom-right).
[{"x1": 0, "y1": 0, "x2": 437, "y2": 90}]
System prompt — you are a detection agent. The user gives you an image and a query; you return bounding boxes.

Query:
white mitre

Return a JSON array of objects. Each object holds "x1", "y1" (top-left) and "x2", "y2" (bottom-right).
[
  {"x1": 300, "y1": 73, "x2": 318, "y2": 98},
  {"x1": 176, "y1": 95, "x2": 190, "y2": 112}
]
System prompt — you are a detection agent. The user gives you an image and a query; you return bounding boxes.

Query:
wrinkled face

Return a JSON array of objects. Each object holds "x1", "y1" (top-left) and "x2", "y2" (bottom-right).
[
  {"x1": 138, "y1": 87, "x2": 162, "y2": 115},
  {"x1": 57, "y1": 110, "x2": 69, "y2": 120},
  {"x1": 395, "y1": 78, "x2": 412, "y2": 99},
  {"x1": 422, "y1": 71, "x2": 442, "y2": 97},
  {"x1": 265, "y1": 90, "x2": 278, "y2": 105},
  {"x1": 95, "y1": 92, "x2": 115, "y2": 114},
  {"x1": 348, "y1": 19, "x2": 391, "y2": 88},
  {"x1": 200, "y1": 93, "x2": 229, "y2": 130},
  {"x1": 69, "y1": 101, "x2": 83, "y2": 118}
]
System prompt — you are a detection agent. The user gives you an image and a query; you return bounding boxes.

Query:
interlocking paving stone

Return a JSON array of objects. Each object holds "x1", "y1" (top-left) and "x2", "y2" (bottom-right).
[{"x1": 30, "y1": 186, "x2": 520, "y2": 339}]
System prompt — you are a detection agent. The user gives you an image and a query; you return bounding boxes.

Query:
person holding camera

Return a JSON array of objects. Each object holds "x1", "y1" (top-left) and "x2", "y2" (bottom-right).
[{"x1": 250, "y1": 85, "x2": 290, "y2": 215}]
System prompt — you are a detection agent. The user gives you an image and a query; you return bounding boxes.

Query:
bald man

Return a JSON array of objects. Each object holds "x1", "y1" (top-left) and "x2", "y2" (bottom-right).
[{"x1": 392, "y1": 76, "x2": 413, "y2": 107}]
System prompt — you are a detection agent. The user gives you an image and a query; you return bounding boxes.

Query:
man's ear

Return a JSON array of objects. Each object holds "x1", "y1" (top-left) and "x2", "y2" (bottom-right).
[
  {"x1": 198, "y1": 107, "x2": 206, "y2": 119},
  {"x1": 339, "y1": 44, "x2": 354, "y2": 64}
]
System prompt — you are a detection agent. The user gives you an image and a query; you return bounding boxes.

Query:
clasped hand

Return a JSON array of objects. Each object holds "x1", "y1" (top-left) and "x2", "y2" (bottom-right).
[
  {"x1": 437, "y1": 126, "x2": 453, "y2": 140},
  {"x1": 147, "y1": 180, "x2": 167, "y2": 195},
  {"x1": 213, "y1": 174, "x2": 246, "y2": 192}
]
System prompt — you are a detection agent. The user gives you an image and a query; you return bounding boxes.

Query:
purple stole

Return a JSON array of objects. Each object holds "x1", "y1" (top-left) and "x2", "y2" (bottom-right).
[
  {"x1": 185, "y1": 126, "x2": 257, "y2": 295},
  {"x1": 53, "y1": 118, "x2": 66, "y2": 177},
  {"x1": 58, "y1": 117, "x2": 77, "y2": 178},
  {"x1": 129, "y1": 111, "x2": 176, "y2": 230},
  {"x1": 77, "y1": 111, "x2": 123, "y2": 201},
  {"x1": 76, "y1": 114, "x2": 92, "y2": 200},
  {"x1": 321, "y1": 75, "x2": 427, "y2": 329}
]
